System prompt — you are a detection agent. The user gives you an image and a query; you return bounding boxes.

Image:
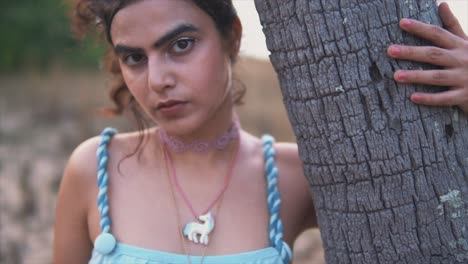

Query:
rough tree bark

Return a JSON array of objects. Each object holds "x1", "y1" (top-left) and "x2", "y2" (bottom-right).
[{"x1": 254, "y1": 0, "x2": 468, "y2": 263}]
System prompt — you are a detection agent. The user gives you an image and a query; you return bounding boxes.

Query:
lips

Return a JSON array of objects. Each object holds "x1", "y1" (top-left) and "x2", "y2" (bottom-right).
[
  {"x1": 156, "y1": 100, "x2": 186, "y2": 110},
  {"x1": 155, "y1": 100, "x2": 188, "y2": 116}
]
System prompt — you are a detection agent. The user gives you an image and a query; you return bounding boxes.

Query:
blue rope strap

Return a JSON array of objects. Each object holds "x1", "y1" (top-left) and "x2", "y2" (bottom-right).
[
  {"x1": 94, "y1": 127, "x2": 118, "y2": 255},
  {"x1": 262, "y1": 134, "x2": 292, "y2": 264}
]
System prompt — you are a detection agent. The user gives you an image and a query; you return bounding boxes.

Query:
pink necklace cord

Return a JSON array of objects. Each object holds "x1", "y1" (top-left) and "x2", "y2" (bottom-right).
[
  {"x1": 162, "y1": 135, "x2": 240, "y2": 219},
  {"x1": 158, "y1": 121, "x2": 240, "y2": 153}
]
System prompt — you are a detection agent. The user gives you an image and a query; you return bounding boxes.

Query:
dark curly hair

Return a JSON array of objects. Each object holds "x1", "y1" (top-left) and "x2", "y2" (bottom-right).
[{"x1": 72, "y1": 0, "x2": 244, "y2": 125}]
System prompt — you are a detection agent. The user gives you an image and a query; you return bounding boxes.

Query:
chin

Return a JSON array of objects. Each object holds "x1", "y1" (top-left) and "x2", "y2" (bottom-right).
[{"x1": 157, "y1": 116, "x2": 202, "y2": 137}]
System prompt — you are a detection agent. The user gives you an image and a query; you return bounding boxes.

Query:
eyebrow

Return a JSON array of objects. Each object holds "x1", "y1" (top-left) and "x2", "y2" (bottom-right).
[{"x1": 114, "y1": 24, "x2": 199, "y2": 55}]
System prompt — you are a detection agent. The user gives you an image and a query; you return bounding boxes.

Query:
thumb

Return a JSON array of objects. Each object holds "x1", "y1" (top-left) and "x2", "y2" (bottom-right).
[{"x1": 439, "y1": 2, "x2": 467, "y2": 39}]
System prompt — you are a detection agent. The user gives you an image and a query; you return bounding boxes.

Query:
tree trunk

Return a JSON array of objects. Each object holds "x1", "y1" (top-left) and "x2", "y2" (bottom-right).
[{"x1": 254, "y1": 0, "x2": 468, "y2": 263}]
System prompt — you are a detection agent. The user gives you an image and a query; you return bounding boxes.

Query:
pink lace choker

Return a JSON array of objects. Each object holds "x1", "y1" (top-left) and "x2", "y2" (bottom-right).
[{"x1": 157, "y1": 122, "x2": 240, "y2": 153}]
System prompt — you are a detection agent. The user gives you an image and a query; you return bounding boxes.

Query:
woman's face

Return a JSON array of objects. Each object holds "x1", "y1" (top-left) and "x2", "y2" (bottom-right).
[{"x1": 110, "y1": 0, "x2": 237, "y2": 136}]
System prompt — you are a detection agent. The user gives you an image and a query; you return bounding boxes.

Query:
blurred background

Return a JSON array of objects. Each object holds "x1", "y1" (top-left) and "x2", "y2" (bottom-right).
[{"x1": 0, "y1": 0, "x2": 466, "y2": 263}]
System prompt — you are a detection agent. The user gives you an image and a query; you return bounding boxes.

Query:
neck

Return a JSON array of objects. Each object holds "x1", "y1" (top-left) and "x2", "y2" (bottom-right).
[
  {"x1": 159, "y1": 121, "x2": 238, "y2": 152},
  {"x1": 165, "y1": 88, "x2": 235, "y2": 139},
  {"x1": 158, "y1": 118, "x2": 240, "y2": 165},
  {"x1": 157, "y1": 90, "x2": 240, "y2": 157},
  {"x1": 159, "y1": 132, "x2": 241, "y2": 195},
  {"x1": 163, "y1": 132, "x2": 240, "y2": 169}
]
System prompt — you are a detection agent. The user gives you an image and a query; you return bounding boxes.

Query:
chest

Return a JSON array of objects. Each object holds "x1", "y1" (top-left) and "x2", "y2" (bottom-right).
[{"x1": 88, "y1": 162, "x2": 272, "y2": 255}]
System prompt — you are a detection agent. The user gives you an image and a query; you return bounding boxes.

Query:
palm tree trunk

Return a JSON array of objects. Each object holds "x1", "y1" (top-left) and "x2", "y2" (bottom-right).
[{"x1": 254, "y1": 0, "x2": 468, "y2": 263}]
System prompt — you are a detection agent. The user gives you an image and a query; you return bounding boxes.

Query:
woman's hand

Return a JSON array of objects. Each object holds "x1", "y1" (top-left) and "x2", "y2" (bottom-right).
[{"x1": 387, "y1": 3, "x2": 468, "y2": 114}]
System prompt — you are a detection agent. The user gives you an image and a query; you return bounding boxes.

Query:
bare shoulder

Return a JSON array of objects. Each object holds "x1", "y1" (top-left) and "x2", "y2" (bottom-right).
[
  {"x1": 243, "y1": 134, "x2": 304, "y2": 183},
  {"x1": 53, "y1": 134, "x2": 103, "y2": 263},
  {"x1": 274, "y1": 142, "x2": 303, "y2": 178},
  {"x1": 240, "y1": 134, "x2": 309, "y2": 205},
  {"x1": 63, "y1": 129, "x2": 144, "y2": 190},
  {"x1": 64, "y1": 135, "x2": 101, "y2": 192},
  {"x1": 273, "y1": 142, "x2": 310, "y2": 208},
  {"x1": 59, "y1": 133, "x2": 110, "y2": 213},
  {"x1": 273, "y1": 141, "x2": 317, "y2": 241},
  {"x1": 58, "y1": 128, "x2": 145, "y2": 220},
  {"x1": 54, "y1": 129, "x2": 144, "y2": 263},
  {"x1": 228, "y1": 132, "x2": 316, "y2": 243}
]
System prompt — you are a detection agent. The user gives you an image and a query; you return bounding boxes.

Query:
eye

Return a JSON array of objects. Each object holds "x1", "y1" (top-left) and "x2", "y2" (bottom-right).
[
  {"x1": 170, "y1": 38, "x2": 195, "y2": 54},
  {"x1": 122, "y1": 53, "x2": 146, "y2": 66}
]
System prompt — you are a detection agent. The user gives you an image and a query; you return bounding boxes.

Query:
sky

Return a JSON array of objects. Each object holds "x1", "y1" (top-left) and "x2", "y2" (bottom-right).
[{"x1": 233, "y1": 0, "x2": 468, "y2": 59}]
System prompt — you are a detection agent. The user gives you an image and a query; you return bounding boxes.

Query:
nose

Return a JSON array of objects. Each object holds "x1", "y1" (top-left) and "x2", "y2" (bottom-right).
[{"x1": 147, "y1": 56, "x2": 175, "y2": 93}]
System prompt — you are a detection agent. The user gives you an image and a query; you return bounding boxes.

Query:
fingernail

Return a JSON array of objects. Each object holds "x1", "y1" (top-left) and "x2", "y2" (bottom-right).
[
  {"x1": 401, "y1": 19, "x2": 412, "y2": 27},
  {"x1": 390, "y1": 46, "x2": 401, "y2": 56},
  {"x1": 411, "y1": 94, "x2": 422, "y2": 103},
  {"x1": 396, "y1": 71, "x2": 407, "y2": 81}
]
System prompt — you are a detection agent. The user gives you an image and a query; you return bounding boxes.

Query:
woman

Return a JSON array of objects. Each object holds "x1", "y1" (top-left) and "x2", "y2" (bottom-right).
[{"x1": 53, "y1": 0, "x2": 468, "y2": 263}]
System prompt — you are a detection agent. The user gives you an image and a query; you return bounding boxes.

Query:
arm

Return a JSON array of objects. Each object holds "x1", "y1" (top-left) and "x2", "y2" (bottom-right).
[
  {"x1": 387, "y1": 3, "x2": 468, "y2": 113},
  {"x1": 53, "y1": 137, "x2": 100, "y2": 264}
]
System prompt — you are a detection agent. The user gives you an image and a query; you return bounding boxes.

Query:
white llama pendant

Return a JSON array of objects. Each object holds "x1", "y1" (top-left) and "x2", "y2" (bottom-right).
[{"x1": 183, "y1": 211, "x2": 214, "y2": 245}]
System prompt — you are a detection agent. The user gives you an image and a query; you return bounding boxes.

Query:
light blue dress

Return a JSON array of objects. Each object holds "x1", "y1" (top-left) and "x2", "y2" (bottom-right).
[{"x1": 89, "y1": 128, "x2": 292, "y2": 264}]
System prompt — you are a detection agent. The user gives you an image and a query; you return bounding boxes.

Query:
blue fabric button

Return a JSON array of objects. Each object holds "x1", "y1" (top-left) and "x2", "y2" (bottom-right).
[{"x1": 94, "y1": 233, "x2": 116, "y2": 255}]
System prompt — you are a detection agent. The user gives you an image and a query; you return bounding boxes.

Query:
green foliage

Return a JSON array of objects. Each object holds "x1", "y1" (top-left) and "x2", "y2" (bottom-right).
[{"x1": 0, "y1": 0, "x2": 105, "y2": 71}]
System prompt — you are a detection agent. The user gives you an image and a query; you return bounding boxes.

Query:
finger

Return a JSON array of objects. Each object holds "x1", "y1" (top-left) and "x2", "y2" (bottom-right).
[
  {"x1": 394, "y1": 69, "x2": 461, "y2": 87},
  {"x1": 410, "y1": 89, "x2": 467, "y2": 107},
  {"x1": 439, "y1": 2, "x2": 467, "y2": 39},
  {"x1": 400, "y1": 18, "x2": 459, "y2": 49},
  {"x1": 387, "y1": 45, "x2": 457, "y2": 67}
]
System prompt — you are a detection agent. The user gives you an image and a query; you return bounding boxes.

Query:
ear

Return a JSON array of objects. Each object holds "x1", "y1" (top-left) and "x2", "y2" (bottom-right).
[{"x1": 230, "y1": 17, "x2": 243, "y2": 60}]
